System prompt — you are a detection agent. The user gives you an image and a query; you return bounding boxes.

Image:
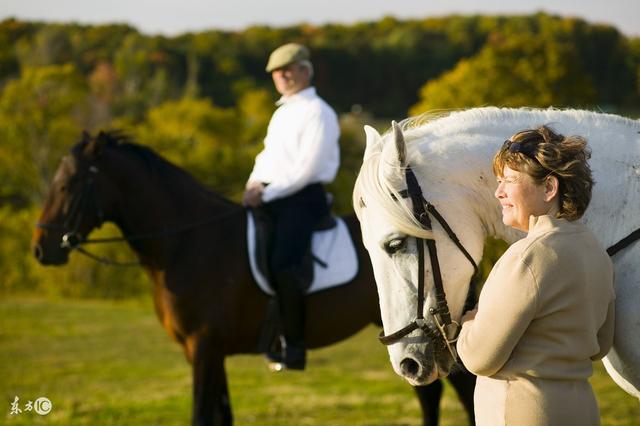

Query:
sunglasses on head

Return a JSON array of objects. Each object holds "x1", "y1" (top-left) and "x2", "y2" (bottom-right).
[{"x1": 502, "y1": 133, "x2": 540, "y2": 160}]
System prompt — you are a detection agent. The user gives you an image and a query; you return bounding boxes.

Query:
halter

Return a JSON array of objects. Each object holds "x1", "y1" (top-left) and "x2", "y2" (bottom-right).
[
  {"x1": 36, "y1": 165, "x2": 241, "y2": 267},
  {"x1": 378, "y1": 162, "x2": 479, "y2": 360},
  {"x1": 36, "y1": 165, "x2": 109, "y2": 252}
]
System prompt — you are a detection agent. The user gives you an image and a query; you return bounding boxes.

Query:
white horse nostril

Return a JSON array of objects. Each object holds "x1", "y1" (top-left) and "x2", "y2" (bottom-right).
[{"x1": 400, "y1": 357, "x2": 421, "y2": 378}]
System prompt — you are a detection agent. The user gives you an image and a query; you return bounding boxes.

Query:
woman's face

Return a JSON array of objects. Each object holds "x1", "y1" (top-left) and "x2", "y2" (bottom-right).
[{"x1": 494, "y1": 166, "x2": 554, "y2": 232}]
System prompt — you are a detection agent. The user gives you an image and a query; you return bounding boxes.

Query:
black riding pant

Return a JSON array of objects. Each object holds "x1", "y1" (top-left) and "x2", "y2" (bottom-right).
[
  {"x1": 260, "y1": 183, "x2": 329, "y2": 348},
  {"x1": 262, "y1": 183, "x2": 329, "y2": 274}
]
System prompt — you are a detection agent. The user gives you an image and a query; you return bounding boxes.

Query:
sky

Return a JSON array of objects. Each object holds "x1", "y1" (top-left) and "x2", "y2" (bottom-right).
[{"x1": 1, "y1": 0, "x2": 639, "y2": 37}]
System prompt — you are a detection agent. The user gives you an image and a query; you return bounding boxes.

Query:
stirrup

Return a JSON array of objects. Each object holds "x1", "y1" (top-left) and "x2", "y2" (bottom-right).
[
  {"x1": 267, "y1": 361, "x2": 287, "y2": 372},
  {"x1": 267, "y1": 359, "x2": 305, "y2": 372},
  {"x1": 265, "y1": 343, "x2": 306, "y2": 372}
]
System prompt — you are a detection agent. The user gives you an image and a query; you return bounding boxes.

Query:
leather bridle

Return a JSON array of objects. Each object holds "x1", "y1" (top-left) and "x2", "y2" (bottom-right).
[
  {"x1": 36, "y1": 166, "x2": 107, "y2": 252},
  {"x1": 377, "y1": 164, "x2": 479, "y2": 360},
  {"x1": 376, "y1": 122, "x2": 478, "y2": 360}
]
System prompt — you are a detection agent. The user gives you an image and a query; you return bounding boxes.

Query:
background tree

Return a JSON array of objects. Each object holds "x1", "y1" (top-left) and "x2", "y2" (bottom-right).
[
  {"x1": 410, "y1": 14, "x2": 638, "y2": 115},
  {"x1": 0, "y1": 64, "x2": 86, "y2": 206},
  {"x1": 134, "y1": 96, "x2": 268, "y2": 198},
  {"x1": 410, "y1": 31, "x2": 598, "y2": 114},
  {"x1": 0, "y1": 13, "x2": 638, "y2": 298}
]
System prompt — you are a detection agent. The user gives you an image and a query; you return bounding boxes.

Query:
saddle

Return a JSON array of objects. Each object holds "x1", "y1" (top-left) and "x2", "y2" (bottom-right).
[
  {"x1": 252, "y1": 208, "x2": 337, "y2": 291},
  {"x1": 245, "y1": 210, "x2": 358, "y2": 355}
]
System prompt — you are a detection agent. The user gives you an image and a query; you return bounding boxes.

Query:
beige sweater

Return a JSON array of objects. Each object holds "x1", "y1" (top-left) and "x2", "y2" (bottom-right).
[{"x1": 458, "y1": 215, "x2": 615, "y2": 380}]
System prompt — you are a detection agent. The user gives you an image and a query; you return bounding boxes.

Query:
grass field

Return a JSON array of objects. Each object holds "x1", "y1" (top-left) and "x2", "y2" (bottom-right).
[{"x1": 1, "y1": 297, "x2": 638, "y2": 425}]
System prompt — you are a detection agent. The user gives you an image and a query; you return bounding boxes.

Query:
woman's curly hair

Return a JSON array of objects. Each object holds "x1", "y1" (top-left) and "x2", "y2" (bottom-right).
[{"x1": 493, "y1": 125, "x2": 593, "y2": 221}]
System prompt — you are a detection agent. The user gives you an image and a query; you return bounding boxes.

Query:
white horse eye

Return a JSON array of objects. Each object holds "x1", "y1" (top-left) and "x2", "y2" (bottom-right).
[{"x1": 384, "y1": 236, "x2": 408, "y2": 254}]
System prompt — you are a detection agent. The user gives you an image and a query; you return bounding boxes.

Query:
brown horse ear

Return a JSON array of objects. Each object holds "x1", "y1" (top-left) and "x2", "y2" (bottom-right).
[
  {"x1": 81, "y1": 130, "x2": 91, "y2": 143},
  {"x1": 84, "y1": 130, "x2": 108, "y2": 159}
]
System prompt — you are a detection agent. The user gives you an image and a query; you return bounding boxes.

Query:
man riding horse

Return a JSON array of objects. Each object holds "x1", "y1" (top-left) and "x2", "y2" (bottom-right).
[{"x1": 242, "y1": 43, "x2": 340, "y2": 370}]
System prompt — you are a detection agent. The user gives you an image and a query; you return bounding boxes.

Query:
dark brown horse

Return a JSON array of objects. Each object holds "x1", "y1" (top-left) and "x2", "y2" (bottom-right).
[{"x1": 31, "y1": 131, "x2": 476, "y2": 426}]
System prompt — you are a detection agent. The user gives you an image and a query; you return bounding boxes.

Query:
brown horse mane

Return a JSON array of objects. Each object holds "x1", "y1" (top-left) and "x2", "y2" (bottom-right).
[{"x1": 77, "y1": 130, "x2": 236, "y2": 207}]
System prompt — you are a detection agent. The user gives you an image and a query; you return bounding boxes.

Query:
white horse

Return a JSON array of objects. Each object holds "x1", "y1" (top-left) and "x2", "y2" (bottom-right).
[{"x1": 353, "y1": 107, "x2": 640, "y2": 398}]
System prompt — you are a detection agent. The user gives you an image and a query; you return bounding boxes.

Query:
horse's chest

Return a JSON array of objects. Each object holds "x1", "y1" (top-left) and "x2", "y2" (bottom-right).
[{"x1": 152, "y1": 286, "x2": 193, "y2": 344}]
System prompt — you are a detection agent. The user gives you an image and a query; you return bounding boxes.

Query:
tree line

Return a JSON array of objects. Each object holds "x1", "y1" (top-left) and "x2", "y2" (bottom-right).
[{"x1": 0, "y1": 13, "x2": 638, "y2": 297}]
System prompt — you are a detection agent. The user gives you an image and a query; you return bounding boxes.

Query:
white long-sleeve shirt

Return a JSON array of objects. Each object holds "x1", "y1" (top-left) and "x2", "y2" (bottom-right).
[{"x1": 248, "y1": 86, "x2": 340, "y2": 202}]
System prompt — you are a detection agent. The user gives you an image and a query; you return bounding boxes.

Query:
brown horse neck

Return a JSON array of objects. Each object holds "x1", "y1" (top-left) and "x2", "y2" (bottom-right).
[{"x1": 106, "y1": 156, "x2": 241, "y2": 267}]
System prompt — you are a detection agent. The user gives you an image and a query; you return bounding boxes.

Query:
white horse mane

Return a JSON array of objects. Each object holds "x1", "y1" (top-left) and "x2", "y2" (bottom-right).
[
  {"x1": 403, "y1": 106, "x2": 639, "y2": 135},
  {"x1": 354, "y1": 107, "x2": 639, "y2": 240}
]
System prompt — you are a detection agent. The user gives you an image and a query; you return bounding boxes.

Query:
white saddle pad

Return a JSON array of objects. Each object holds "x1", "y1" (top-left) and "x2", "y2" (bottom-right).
[{"x1": 247, "y1": 211, "x2": 359, "y2": 295}]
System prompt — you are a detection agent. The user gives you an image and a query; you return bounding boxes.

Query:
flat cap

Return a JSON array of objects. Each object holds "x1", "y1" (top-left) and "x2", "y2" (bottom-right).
[{"x1": 265, "y1": 43, "x2": 310, "y2": 72}]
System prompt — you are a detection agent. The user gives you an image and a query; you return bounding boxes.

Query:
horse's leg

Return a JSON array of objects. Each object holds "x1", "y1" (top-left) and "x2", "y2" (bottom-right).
[
  {"x1": 192, "y1": 337, "x2": 232, "y2": 426},
  {"x1": 447, "y1": 369, "x2": 476, "y2": 426},
  {"x1": 413, "y1": 381, "x2": 443, "y2": 426}
]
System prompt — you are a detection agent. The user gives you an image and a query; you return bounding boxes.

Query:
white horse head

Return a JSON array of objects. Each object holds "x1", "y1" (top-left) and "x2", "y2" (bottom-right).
[
  {"x1": 354, "y1": 119, "x2": 488, "y2": 385},
  {"x1": 354, "y1": 107, "x2": 640, "y2": 397}
]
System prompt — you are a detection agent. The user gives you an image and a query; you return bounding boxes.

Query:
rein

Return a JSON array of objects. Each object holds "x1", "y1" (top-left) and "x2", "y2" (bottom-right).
[
  {"x1": 607, "y1": 228, "x2": 640, "y2": 257},
  {"x1": 36, "y1": 166, "x2": 242, "y2": 267}
]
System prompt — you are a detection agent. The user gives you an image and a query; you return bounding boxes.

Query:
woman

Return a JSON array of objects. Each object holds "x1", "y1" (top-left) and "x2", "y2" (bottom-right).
[{"x1": 457, "y1": 125, "x2": 615, "y2": 426}]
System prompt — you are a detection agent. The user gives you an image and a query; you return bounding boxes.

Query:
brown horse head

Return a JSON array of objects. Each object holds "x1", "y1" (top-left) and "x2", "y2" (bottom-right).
[{"x1": 32, "y1": 130, "x2": 125, "y2": 265}]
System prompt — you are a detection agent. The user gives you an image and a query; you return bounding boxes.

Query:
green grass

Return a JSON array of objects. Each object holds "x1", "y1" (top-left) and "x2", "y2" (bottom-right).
[{"x1": 1, "y1": 297, "x2": 638, "y2": 425}]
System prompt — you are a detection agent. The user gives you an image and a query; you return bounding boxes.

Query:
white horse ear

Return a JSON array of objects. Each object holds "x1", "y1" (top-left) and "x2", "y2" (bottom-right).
[
  {"x1": 392, "y1": 121, "x2": 407, "y2": 166},
  {"x1": 363, "y1": 125, "x2": 382, "y2": 159}
]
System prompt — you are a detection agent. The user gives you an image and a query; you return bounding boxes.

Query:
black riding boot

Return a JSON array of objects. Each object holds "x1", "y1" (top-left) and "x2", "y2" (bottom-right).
[{"x1": 273, "y1": 268, "x2": 307, "y2": 370}]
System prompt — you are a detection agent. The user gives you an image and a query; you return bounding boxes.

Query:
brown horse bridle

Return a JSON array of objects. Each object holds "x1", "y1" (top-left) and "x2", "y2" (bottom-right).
[
  {"x1": 36, "y1": 164, "x2": 241, "y2": 266},
  {"x1": 36, "y1": 166, "x2": 110, "y2": 253}
]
